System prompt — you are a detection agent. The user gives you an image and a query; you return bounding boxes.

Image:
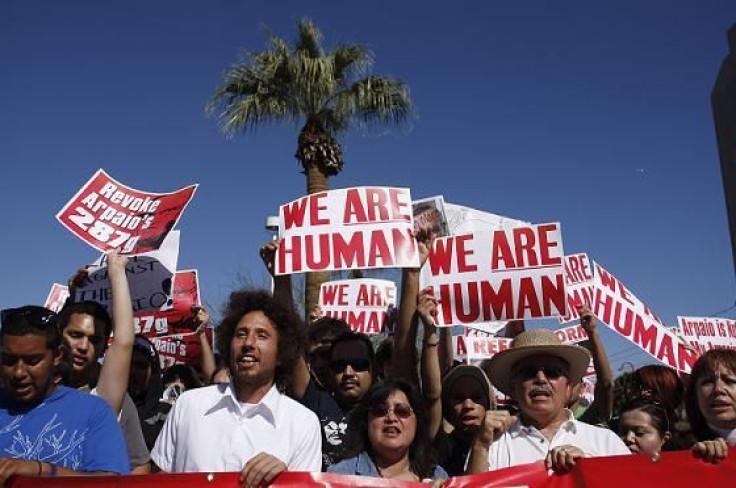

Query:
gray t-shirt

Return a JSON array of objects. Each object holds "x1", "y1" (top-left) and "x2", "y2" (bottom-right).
[{"x1": 83, "y1": 387, "x2": 151, "y2": 469}]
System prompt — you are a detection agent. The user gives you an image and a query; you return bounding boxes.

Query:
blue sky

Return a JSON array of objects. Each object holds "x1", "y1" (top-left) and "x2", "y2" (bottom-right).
[{"x1": 2, "y1": 1, "x2": 735, "y2": 373}]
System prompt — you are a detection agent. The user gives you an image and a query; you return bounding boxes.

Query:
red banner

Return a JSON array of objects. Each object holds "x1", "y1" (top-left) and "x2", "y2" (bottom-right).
[
  {"x1": 56, "y1": 169, "x2": 197, "y2": 255},
  {"x1": 9, "y1": 451, "x2": 736, "y2": 487}
]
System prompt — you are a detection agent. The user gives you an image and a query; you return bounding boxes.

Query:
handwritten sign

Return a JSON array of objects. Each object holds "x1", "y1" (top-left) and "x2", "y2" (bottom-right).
[
  {"x1": 56, "y1": 169, "x2": 197, "y2": 255},
  {"x1": 75, "y1": 231, "x2": 179, "y2": 314},
  {"x1": 275, "y1": 187, "x2": 419, "y2": 274}
]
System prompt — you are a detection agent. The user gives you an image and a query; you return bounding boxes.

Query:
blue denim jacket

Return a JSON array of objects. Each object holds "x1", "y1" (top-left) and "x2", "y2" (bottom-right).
[{"x1": 329, "y1": 451, "x2": 449, "y2": 480}]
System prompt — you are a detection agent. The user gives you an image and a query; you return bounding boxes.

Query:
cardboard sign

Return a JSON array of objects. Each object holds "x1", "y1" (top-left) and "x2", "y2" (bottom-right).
[
  {"x1": 412, "y1": 195, "x2": 450, "y2": 237},
  {"x1": 56, "y1": 169, "x2": 197, "y2": 255},
  {"x1": 592, "y1": 261, "x2": 698, "y2": 373},
  {"x1": 44, "y1": 283, "x2": 69, "y2": 313},
  {"x1": 275, "y1": 187, "x2": 419, "y2": 274},
  {"x1": 318, "y1": 279, "x2": 396, "y2": 335},
  {"x1": 558, "y1": 253, "x2": 595, "y2": 323},
  {"x1": 76, "y1": 231, "x2": 179, "y2": 314},
  {"x1": 677, "y1": 316, "x2": 736, "y2": 352},
  {"x1": 420, "y1": 223, "x2": 566, "y2": 326}
]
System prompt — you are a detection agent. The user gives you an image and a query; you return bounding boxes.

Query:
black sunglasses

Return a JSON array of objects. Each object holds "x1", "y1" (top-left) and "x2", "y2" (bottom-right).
[
  {"x1": 370, "y1": 402, "x2": 414, "y2": 419},
  {"x1": 330, "y1": 358, "x2": 371, "y2": 373},
  {"x1": 1, "y1": 306, "x2": 58, "y2": 329},
  {"x1": 512, "y1": 364, "x2": 568, "y2": 381}
]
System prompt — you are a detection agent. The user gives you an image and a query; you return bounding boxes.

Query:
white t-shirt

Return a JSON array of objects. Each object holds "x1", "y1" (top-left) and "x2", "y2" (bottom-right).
[
  {"x1": 489, "y1": 410, "x2": 630, "y2": 470},
  {"x1": 151, "y1": 383, "x2": 322, "y2": 473}
]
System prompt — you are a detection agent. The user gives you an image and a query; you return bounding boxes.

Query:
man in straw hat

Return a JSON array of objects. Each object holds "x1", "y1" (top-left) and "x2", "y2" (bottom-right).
[{"x1": 468, "y1": 328, "x2": 629, "y2": 474}]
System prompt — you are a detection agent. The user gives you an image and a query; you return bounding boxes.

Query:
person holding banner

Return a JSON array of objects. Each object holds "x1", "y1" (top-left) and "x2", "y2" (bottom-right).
[
  {"x1": 328, "y1": 378, "x2": 448, "y2": 481},
  {"x1": 0, "y1": 306, "x2": 130, "y2": 482},
  {"x1": 684, "y1": 348, "x2": 736, "y2": 464},
  {"x1": 150, "y1": 289, "x2": 321, "y2": 487},
  {"x1": 468, "y1": 329, "x2": 629, "y2": 474}
]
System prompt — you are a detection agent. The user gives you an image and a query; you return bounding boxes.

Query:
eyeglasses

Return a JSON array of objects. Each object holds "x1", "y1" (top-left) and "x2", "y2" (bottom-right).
[
  {"x1": 1, "y1": 306, "x2": 58, "y2": 329},
  {"x1": 330, "y1": 358, "x2": 371, "y2": 373},
  {"x1": 512, "y1": 364, "x2": 568, "y2": 381},
  {"x1": 370, "y1": 403, "x2": 414, "y2": 419}
]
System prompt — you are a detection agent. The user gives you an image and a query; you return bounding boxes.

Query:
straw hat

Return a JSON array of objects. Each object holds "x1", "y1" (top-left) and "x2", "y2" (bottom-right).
[{"x1": 487, "y1": 329, "x2": 591, "y2": 397}]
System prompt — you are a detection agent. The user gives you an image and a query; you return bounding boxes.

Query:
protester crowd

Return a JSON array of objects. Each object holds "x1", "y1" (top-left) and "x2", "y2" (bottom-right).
[{"x1": 0, "y1": 230, "x2": 734, "y2": 487}]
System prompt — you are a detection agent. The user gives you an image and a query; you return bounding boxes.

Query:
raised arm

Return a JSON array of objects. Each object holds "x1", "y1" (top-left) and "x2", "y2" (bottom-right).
[
  {"x1": 418, "y1": 288, "x2": 443, "y2": 440},
  {"x1": 390, "y1": 230, "x2": 433, "y2": 384},
  {"x1": 96, "y1": 251, "x2": 134, "y2": 414},
  {"x1": 260, "y1": 240, "x2": 311, "y2": 399},
  {"x1": 193, "y1": 305, "x2": 216, "y2": 384},
  {"x1": 579, "y1": 304, "x2": 614, "y2": 422}
]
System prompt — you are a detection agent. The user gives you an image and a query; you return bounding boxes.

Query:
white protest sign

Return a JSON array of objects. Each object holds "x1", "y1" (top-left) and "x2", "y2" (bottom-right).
[
  {"x1": 558, "y1": 253, "x2": 595, "y2": 324},
  {"x1": 677, "y1": 316, "x2": 736, "y2": 352},
  {"x1": 319, "y1": 278, "x2": 397, "y2": 335},
  {"x1": 44, "y1": 284, "x2": 70, "y2": 313},
  {"x1": 420, "y1": 223, "x2": 566, "y2": 326},
  {"x1": 591, "y1": 261, "x2": 699, "y2": 373},
  {"x1": 444, "y1": 202, "x2": 529, "y2": 235},
  {"x1": 276, "y1": 187, "x2": 419, "y2": 274},
  {"x1": 75, "y1": 231, "x2": 180, "y2": 314}
]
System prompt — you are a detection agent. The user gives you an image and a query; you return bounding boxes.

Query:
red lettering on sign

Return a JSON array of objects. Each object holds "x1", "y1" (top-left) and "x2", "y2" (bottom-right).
[{"x1": 538, "y1": 224, "x2": 562, "y2": 266}]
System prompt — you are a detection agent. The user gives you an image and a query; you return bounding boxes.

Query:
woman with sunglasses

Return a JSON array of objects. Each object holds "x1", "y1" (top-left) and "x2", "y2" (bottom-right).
[
  {"x1": 617, "y1": 398, "x2": 674, "y2": 454},
  {"x1": 329, "y1": 378, "x2": 448, "y2": 481},
  {"x1": 684, "y1": 349, "x2": 736, "y2": 464}
]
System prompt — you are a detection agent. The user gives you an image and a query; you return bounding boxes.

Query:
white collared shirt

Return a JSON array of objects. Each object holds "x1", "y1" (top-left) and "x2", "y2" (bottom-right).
[
  {"x1": 151, "y1": 383, "x2": 322, "y2": 473},
  {"x1": 488, "y1": 409, "x2": 630, "y2": 470}
]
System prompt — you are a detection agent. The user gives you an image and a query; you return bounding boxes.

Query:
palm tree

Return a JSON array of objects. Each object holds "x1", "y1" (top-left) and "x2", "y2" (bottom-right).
[{"x1": 209, "y1": 19, "x2": 413, "y2": 315}]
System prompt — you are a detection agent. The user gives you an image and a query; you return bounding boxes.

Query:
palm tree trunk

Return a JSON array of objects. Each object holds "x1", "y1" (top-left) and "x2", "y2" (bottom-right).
[{"x1": 304, "y1": 163, "x2": 330, "y2": 319}]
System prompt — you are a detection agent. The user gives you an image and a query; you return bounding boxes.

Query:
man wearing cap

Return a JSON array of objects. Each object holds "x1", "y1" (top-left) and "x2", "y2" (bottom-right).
[{"x1": 468, "y1": 329, "x2": 629, "y2": 474}]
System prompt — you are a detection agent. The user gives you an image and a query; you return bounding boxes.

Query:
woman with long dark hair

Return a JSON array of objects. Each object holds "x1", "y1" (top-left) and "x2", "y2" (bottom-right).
[
  {"x1": 329, "y1": 378, "x2": 448, "y2": 481},
  {"x1": 617, "y1": 397, "x2": 675, "y2": 454}
]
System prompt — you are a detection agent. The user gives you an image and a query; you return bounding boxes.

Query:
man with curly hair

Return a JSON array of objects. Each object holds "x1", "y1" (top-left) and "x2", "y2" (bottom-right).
[{"x1": 151, "y1": 290, "x2": 321, "y2": 487}]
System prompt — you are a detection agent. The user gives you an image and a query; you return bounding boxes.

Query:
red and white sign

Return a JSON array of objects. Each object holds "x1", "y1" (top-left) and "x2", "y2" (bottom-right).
[
  {"x1": 677, "y1": 316, "x2": 736, "y2": 352},
  {"x1": 56, "y1": 169, "x2": 197, "y2": 255},
  {"x1": 420, "y1": 223, "x2": 567, "y2": 326},
  {"x1": 76, "y1": 231, "x2": 180, "y2": 314},
  {"x1": 591, "y1": 261, "x2": 698, "y2": 373},
  {"x1": 134, "y1": 269, "x2": 206, "y2": 368},
  {"x1": 318, "y1": 279, "x2": 396, "y2": 335},
  {"x1": 558, "y1": 253, "x2": 595, "y2": 324},
  {"x1": 275, "y1": 187, "x2": 419, "y2": 274},
  {"x1": 44, "y1": 283, "x2": 70, "y2": 313}
]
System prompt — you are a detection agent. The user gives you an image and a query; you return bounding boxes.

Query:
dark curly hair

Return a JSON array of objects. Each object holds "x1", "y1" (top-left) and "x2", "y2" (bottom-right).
[
  {"x1": 218, "y1": 289, "x2": 305, "y2": 394},
  {"x1": 684, "y1": 349, "x2": 736, "y2": 441},
  {"x1": 339, "y1": 378, "x2": 438, "y2": 479}
]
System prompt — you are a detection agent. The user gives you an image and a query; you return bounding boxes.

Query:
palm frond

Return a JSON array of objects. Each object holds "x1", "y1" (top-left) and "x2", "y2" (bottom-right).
[
  {"x1": 332, "y1": 44, "x2": 374, "y2": 86},
  {"x1": 295, "y1": 18, "x2": 323, "y2": 59},
  {"x1": 332, "y1": 76, "x2": 412, "y2": 129}
]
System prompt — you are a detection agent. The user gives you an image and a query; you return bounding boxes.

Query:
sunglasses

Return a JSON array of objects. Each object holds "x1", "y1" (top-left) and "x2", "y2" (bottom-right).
[
  {"x1": 512, "y1": 364, "x2": 568, "y2": 381},
  {"x1": 330, "y1": 358, "x2": 371, "y2": 373},
  {"x1": 1, "y1": 306, "x2": 58, "y2": 329},
  {"x1": 370, "y1": 403, "x2": 414, "y2": 419}
]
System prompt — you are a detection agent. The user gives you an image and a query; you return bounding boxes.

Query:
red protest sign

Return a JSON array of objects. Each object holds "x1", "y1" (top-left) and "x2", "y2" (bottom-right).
[
  {"x1": 319, "y1": 278, "x2": 397, "y2": 335},
  {"x1": 275, "y1": 187, "x2": 419, "y2": 274},
  {"x1": 133, "y1": 269, "x2": 205, "y2": 369},
  {"x1": 420, "y1": 223, "x2": 567, "y2": 326},
  {"x1": 56, "y1": 169, "x2": 197, "y2": 255}
]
